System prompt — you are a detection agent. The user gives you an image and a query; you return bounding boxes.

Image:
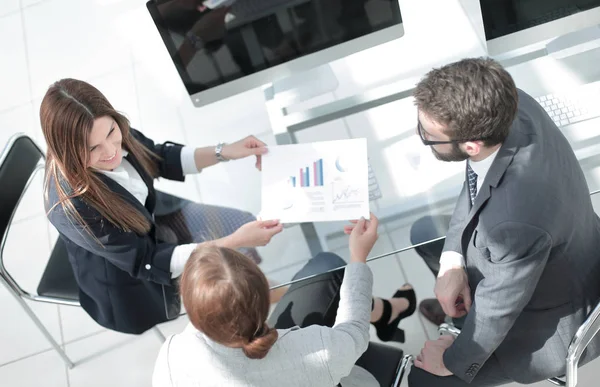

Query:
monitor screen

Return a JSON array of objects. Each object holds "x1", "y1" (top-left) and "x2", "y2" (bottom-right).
[
  {"x1": 480, "y1": 0, "x2": 600, "y2": 41},
  {"x1": 147, "y1": 0, "x2": 403, "y2": 105}
]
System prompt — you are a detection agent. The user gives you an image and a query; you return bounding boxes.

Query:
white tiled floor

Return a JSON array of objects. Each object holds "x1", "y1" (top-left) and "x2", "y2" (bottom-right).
[
  {"x1": 0, "y1": 350, "x2": 68, "y2": 387},
  {"x1": 0, "y1": 103, "x2": 37, "y2": 153},
  {"x1": 0, "y1": 14, "x2": 31, "y2": 112},
  {"x1": 65, "y1": 330, "x2": 161, "y2": 387},
  {"x1": 2, "y1": 1, "x2": 600, "y2": 386}
]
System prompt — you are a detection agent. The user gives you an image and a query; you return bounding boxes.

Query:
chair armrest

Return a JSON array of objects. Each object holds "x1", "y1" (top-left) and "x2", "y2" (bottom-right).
[
  {"x1": 547, "y1": 376, "x2": 566, "y2": 386},
  {"x1": 565, "y1": 302, "x2": 600, "y2": 387},
  {"x1": 434, "y1": 303, "x2": 600, "y2": 387},
  {"x1": 394, "y1": 354, "x2": 414, "y2": 387},
  {"x1": 438, "y1": 323, "x2": 461, "y2": 338}
]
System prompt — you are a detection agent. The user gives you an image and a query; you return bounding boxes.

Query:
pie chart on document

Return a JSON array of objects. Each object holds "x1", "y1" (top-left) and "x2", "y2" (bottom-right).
[
  {"x1": 281, "y1": 178, "x2": 296, "y2": 210},
  {"x1": 335, "y1": 155, "x2": 355, "y2": 173}
]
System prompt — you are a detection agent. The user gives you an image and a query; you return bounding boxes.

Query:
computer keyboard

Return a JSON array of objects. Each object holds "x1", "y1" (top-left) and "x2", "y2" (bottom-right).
[
  {"x1": 368, "y1": 161, "x2": 382, "y2": 201},
  {"x1": 534, "y1": 80, "x2": 600, "y2": 127}
]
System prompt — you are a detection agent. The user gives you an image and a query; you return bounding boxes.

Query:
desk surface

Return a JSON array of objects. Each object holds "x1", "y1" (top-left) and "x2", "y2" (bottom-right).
[{"x1": 267, "y1": 46, "x2": 600, "y2": 289}]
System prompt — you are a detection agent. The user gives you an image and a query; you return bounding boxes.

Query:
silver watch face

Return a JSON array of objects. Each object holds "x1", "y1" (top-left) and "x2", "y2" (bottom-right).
[{"x1": 216, "y1": 143, "x2": 228, "y2": 162}]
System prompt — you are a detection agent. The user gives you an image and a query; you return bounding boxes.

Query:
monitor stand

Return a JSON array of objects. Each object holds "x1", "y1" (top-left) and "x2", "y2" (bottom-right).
[
  {"x1": 263, "y1": 64, "x2": 340, "y2": 256},
  {"x1": 270, "y1": 64, "x2": 339, "y2": 107},
  {"x1": 547, "y1": 25, "x2": 600, "y2": 59}
]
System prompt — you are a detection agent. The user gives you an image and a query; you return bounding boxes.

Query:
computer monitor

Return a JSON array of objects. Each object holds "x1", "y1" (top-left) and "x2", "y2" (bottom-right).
[
  {"x1": 146, "y1": 0, "x2": 404, "y2": 107},
  {"x1": 481, "y1": 0, "x2": 600, "y2": 58}
]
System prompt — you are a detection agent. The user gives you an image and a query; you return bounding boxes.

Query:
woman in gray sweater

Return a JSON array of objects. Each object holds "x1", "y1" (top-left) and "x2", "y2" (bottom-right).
[{"x1": 153, "y1": 214, "x2": 416, "y2": 386}]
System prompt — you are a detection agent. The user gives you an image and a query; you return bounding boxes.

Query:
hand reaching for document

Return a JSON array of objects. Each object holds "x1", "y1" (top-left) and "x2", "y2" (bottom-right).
[
  {"x1": 344, "y1": 213, "x2": 379, "y2": 263},
  {"x1": 229, "y1": 220, "x2": 283, "y2": 248},
  {"x1": 221, "y1": 135, "x2": 268, "y2": 170}
]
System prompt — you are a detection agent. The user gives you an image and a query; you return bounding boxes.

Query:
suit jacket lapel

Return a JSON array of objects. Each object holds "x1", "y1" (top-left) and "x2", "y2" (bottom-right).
[
  {"x1": 93, "y1": 152, "x2": 157, "y2": 223},
  {"x1": 460, "y1": 120, "x2": 523, "y2": 252},
  {"x1": 124, "y1": 153, "x2": 156, "y2": 215}
]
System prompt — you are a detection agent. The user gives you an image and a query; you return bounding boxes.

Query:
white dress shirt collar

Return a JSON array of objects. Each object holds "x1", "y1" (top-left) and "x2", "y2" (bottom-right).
[
  {"x1": 468, "y1": 147, "x2": 501, "y2": 191},
  {"x1": 98, "y1": 150, "x2": 148, "y2": 205}
]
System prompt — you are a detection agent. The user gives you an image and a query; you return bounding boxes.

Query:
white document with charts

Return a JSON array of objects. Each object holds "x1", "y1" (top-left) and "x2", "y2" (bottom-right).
[{"x1": 261, "y1": 139, "x2": 370, "y2": 223}]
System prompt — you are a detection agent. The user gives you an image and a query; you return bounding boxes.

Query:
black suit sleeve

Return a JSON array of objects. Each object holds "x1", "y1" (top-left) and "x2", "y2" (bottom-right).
[
  {"x1": 129, "y1": 128, "x2": 185, "y2": 182},
  {"x1": 49, "y1": 202, "x2": 176, "y2": 286}
]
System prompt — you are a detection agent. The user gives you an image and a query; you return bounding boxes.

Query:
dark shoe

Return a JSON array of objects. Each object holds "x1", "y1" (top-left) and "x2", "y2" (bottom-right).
[
  {"x1": 419, "y1": 298, "x2": 446, "y2": 326},
  {"x1": 372, "y1": 285, "x2": 417, "y2": 343}
]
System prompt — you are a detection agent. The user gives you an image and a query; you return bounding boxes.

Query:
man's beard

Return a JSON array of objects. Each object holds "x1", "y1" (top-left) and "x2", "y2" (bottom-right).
[{"x1": 431, "y1": 143, "x2": 470, "y2": 162}]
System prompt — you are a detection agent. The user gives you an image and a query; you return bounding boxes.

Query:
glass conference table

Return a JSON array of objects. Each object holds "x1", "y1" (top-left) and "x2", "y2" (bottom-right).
[
  {"x1": 263, "y1": 55, "x2": 600, "y2": 290},
  {"x1": 263, "y1": 93, "x2": 469, "y2": 290}
]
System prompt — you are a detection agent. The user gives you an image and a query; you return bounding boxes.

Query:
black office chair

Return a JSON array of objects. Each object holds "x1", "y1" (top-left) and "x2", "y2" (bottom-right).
[
  {"x1": 394, "y1": 300, "x2": 600, "y2": 387},
  {"x1": 0, "y1": 133, "x2": 165, "y2": 369},
  {"x1": 435, "y1": 294, "x2": 600, "y2": 387},
  {"x1": 356, "y1": 341, "x2": 411, "y2": 387}
]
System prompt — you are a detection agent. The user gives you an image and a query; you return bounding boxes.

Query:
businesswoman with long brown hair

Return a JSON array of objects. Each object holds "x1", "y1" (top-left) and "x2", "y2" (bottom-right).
[{"x1": 41, "y1": 78, "x2": 282, "y2": 334}]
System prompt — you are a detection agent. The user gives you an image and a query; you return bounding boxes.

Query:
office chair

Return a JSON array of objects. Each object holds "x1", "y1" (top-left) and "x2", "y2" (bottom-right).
[
  {"x1": 355, "y1": 341, "x2": 409, "y2": 387},
  {"x1": 545, "y1": 296, "x2": 600, "y2": 387},
  {"x1": 395, "y1": 302, "x2": 600, "y2": 387},
  {"x1": 435, "y1": 297, "x2": 600, "y2": 387},
  {"x1": 0, "y1": 133, "x2": 166, "y2": 369}
]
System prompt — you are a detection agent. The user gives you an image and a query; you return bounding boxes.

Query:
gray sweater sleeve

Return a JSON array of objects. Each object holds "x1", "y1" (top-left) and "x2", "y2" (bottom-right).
[{"x1": 318, "y1": 262, "x2": 374, "y2": 384}]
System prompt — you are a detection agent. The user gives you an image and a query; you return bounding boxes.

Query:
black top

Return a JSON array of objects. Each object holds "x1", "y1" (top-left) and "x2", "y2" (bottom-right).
[
  {"x1": 147, "y1": 0, "x2": 402, "y2": 96},
  {"x1": 46, "y1": 129, "x2": 184, "y2": 334},
  {"x1": 480, "y1": 0, "x2": 600, "y2": 40}
]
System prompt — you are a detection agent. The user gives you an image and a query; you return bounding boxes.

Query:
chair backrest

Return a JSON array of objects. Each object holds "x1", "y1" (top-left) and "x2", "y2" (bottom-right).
[
  {"x1": 0, "y1": 134, "x2": 44, "y2": 262},
  {"x1": 563, "y1": 297, "x2": 600, "y2": 387}
]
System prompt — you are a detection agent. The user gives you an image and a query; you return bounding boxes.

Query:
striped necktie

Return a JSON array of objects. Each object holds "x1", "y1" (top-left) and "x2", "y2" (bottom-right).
[{"x1": 467, "y1": 162, "x2": 478, "y2": 205}]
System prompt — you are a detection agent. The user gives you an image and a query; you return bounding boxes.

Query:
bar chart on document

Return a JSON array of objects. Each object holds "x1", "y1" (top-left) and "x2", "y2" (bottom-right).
[{"x1": 261, "y1": 139, "x2": 370, "y2": 223}]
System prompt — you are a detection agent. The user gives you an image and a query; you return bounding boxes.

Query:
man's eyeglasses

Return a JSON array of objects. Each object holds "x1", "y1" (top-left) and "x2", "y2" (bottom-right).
[{"x1": 417, "y1": 119, "x2": 484, "y2": 146}]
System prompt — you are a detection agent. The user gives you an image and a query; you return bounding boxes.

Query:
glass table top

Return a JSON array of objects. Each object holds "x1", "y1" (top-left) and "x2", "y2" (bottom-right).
[{"x1": 265, "y1": 49, "x2": 600, "y2": 289}]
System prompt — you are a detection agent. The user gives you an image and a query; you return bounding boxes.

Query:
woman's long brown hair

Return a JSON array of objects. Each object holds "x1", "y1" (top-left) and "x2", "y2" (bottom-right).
[{"x1": 41, "y1": 78, "x2": 159, "y2": 237}]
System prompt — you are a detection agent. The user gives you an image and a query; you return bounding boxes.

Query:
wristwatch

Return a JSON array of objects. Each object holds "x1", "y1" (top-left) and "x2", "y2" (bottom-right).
[{"x1": 215, "y1": 142, "x2": 229, "y2": 162}]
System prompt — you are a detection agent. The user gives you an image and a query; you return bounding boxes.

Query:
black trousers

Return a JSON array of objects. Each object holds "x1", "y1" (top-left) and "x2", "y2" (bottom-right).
[
  {"x1": 267, "y1": 252, "x2": 346, "y2": 329},
  {"x1": 409, "y1": 215, "x2": 452, "y2": 277},
  {"x1": 268, "y1": 253, "x2": 390, "y2": 387}
]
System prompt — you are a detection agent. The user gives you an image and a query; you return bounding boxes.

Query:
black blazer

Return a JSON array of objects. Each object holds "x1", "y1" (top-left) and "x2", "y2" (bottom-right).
[{"x1": 46, "y1": 129, "x2": 186, "y2": 334}]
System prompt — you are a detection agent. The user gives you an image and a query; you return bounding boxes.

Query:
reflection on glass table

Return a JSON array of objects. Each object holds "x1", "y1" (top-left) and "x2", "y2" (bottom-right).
[
  {"x1": 262, "y1": 94, "x2": 462, "y2": 287},
  {"x1": 264, "y1": 76, "x2": 600, "y2": 289},
  {"x1": 268, "y1": 235, "x2": 445, "y2": 291}
]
